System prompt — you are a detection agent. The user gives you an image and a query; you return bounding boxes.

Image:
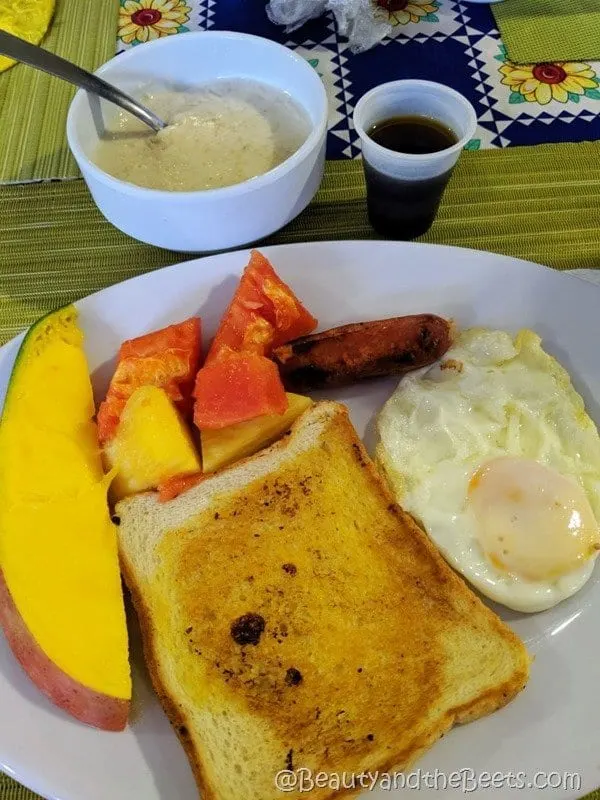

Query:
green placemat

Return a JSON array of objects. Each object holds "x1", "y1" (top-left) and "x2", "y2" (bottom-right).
[
  {"x1": 1, "y1": 146, "x2": 600, "y2": 795},
  {"x1": 0, "y1": 775, "x2": 39, "y2": 800},
  {"x1": 0, "y1": 0, "x2": 118, "y2": 183},
  {"x1": 493, "y1": 0, "x2": 600, "y2": 65},
  {"x1": 2, "y1": 142, "x2": 600, "y2": 344}
]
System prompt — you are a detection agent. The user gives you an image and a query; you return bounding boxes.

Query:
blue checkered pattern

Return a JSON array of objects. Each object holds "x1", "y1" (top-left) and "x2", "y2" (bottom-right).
[{"x1": 118, "y1": 0, "x2": 600, "y2": 157}]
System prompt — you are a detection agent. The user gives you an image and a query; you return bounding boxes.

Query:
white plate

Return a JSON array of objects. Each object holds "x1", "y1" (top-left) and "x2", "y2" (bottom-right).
[{"x1": 1, "y1": 241, "x2": 599, "y2": 800}]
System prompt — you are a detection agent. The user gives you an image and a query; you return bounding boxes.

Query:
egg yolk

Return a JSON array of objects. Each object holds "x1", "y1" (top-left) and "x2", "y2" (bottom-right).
[{"x1": 468, "y1": 457, "x2": 600, "y2": 581}]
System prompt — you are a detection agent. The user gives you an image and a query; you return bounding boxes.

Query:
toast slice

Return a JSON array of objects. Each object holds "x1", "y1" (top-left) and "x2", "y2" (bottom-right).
[{"x1": 117, "y1": 401, "x2": 529, "y2": 800}]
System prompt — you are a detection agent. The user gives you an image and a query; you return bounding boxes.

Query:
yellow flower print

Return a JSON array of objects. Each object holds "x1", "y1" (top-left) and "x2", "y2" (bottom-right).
[
  {"x1": 500, "y1": 59, "x2": 599, "y2": 106},
  {"x1": 119, "y1": 0, "x2": 191, "y2": 45},
  {"x1": 374, "y1": 0, "x2": 440, "y2": 26}
]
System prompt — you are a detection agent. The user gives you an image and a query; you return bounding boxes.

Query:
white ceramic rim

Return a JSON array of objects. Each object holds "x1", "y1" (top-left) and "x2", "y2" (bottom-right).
[
  {"x1": 353, "y1": 79, "x2": 478, "y2": 164},
  {"x1": 66, "y1": 30, "x2": 328, "y2": 200}
]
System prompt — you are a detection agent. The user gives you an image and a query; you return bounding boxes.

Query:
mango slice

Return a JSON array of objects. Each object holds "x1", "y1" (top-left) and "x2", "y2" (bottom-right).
[{"x1": 0, "y1": 306, "x2": 130, "y2": 730}]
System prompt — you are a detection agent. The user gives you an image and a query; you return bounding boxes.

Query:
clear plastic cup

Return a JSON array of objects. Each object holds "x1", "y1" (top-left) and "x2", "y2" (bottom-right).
[{"x1": 353, "y1": 80, "x2": 477, "y2": 239}]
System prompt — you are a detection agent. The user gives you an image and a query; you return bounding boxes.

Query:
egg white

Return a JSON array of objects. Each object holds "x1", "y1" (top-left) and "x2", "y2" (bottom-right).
[{"x1": 376, "y1": 328, "x2": 600, "y2": 613}]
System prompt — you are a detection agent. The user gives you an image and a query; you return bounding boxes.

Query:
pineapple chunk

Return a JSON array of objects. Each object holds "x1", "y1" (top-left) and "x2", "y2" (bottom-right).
[
  {"x1": 104, "y1": 385, "x2": 201, "y2": 501},
  {"x1": 201, "y1": 393, "x2": 312, "y2": 474}
]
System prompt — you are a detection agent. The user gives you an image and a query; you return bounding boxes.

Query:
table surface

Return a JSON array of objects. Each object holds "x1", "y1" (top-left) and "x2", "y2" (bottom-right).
[{"x1": 116, "y1": 0, "x2": 600, "y2": 157}]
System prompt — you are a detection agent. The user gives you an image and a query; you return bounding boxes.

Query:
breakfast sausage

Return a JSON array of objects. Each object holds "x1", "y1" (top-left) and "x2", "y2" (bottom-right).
[{"x1": 272, "y1": 314, "x2": 453, "y2": 391}]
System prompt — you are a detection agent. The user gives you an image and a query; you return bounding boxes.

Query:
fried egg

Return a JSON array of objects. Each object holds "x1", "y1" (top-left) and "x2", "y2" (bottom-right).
[{"x1": 376, "y1": 328, "x2": 600, "y2": 613}]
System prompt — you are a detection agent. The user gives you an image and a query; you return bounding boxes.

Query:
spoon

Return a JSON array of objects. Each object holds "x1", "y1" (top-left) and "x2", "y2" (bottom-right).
[{"x1": 0, "y1": 29, "x2": 167, "y2": 133}]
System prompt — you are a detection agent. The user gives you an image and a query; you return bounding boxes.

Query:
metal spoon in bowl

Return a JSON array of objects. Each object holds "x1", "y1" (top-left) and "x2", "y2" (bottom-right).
[{"x1": 0, "y1": 29, "x2": 167, "y2": 133}]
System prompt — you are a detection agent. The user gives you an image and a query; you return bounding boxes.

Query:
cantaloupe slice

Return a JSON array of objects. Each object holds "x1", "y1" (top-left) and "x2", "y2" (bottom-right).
[
  {"x1": 0, "y1": 306, "x2": 131, "y2": 730},
  {"x1": 104, "y1": 385, "x2": 201, "y2": 501}
]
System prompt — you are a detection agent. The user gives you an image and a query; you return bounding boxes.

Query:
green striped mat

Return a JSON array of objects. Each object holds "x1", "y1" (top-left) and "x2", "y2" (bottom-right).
[
  {"x1": 2, "y1": 145, "x2": 600, "y2": 796},
  {"x1": 1, "y1": 142, "x2": 600, "y2": 345},
  {"x1": 0, "y1": 0, "x2": 118, "y2": 183},
  {"x1": 492, "y1": 0, "x2": 600, "y2": 65}
]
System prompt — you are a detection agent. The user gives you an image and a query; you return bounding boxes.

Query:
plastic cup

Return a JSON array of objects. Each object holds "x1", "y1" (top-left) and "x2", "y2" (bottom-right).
[{"x1": 353, "y1": 80, "x2": 477, "y2": 239}]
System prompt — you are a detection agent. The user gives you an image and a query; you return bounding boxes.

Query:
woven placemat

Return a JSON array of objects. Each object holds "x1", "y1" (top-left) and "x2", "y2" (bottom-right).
[
  {"x1": 492, "y1": 0, "x2": 600, "y2": 65},
  {"x1": 0, "y1": 0, "x2": 118, "y2": 183},
  {"x1": 1, "y1": 142, "x2": 600, "y2": 345},
  {"x1": 1, "y1": 146, "x2": 600, "y2": 796}
]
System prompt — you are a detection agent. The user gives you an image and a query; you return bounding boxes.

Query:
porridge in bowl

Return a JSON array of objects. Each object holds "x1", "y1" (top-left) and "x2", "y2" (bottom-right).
[{"x1": 94, "y1": 78, "x2": 311, "y2": 192}]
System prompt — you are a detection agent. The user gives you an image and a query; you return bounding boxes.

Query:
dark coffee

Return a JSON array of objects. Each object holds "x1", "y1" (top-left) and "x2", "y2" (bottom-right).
[
  {"x1": 364, "y1": 162, "x2": 453, "y2": 239},
  {"x1": 364, "y1": 115, "x2": 458, "y2": 239},
  {"x1": 368, "y1": 115, "x2": 457, "y2": 155}
]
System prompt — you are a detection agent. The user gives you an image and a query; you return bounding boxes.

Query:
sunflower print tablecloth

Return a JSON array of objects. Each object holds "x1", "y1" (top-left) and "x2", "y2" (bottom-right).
[{"x1": 117, "y1": 0, "x2": 600, "y2": 157}]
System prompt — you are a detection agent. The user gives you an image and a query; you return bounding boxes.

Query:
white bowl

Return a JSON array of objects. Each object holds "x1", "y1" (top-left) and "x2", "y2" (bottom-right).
[{"x1": 67, "y1": 31, "x2": 328, "y2": 253}]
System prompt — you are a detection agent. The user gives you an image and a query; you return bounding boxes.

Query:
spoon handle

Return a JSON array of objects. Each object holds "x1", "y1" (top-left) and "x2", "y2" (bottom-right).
[{"x1": 0, "y1": 29, "x2": 166, "y2": 132}]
